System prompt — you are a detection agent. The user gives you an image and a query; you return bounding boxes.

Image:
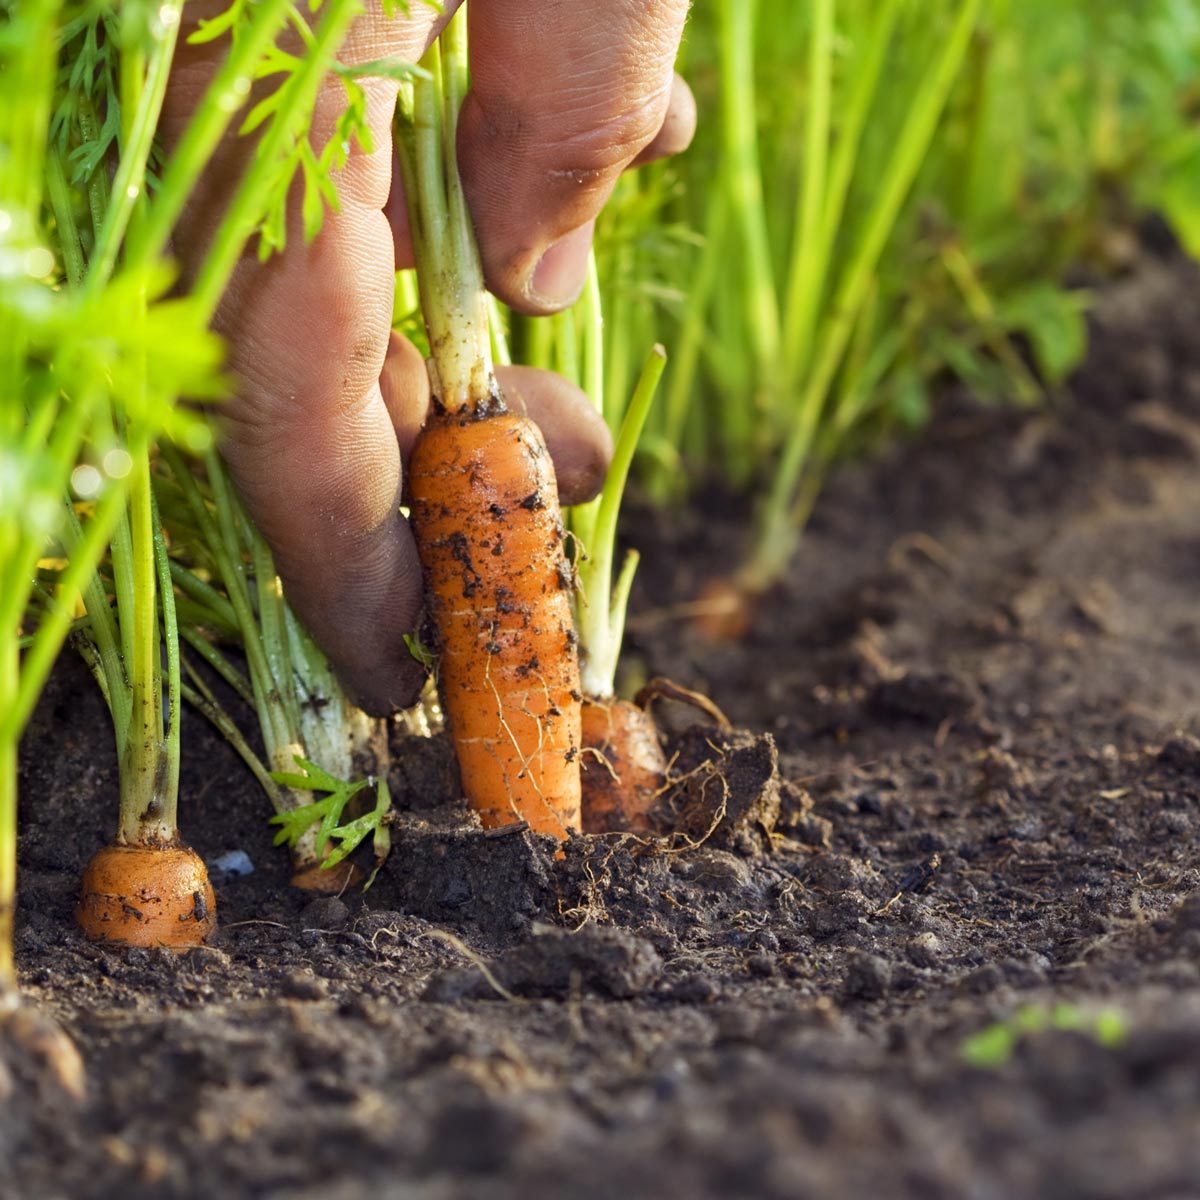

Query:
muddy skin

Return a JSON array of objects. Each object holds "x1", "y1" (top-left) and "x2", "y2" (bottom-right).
[
  {"x1": 8, "y1": 253, "x2": 1200, "y2": 1199},
  {"x1": 579, "y1": 698, "x2": 668, "y2": 834},
  {"x1": 409, "y1": 408, "x2": 583, "y2": 837},
  {"x1": 75, "y1": 843, "x2": 217, "y2": 948}
]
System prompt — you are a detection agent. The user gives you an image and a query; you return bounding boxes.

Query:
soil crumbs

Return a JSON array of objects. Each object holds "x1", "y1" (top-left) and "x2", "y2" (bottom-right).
[{"x1": 8, "y1": 254, "x2": 1200, "y2": 1200}]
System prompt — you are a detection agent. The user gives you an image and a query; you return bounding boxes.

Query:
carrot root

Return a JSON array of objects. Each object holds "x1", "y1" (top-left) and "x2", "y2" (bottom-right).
[
  {"x1": 290, "y1": 858, "x2": 361, "y2": 893},
  {"x1": 0, "y1": 1007, "x2": 87, "y2": 1100},
  {"x1": 410, "y1": 408, "x2": 583, "y2": 840},
  {"x1": 76, "y1": 843, "x2": 216, "y2": 948},
  {"x1": 580, "y1": 697, "x2": 668, "y2": 834},
  {"x1": 691, "y1": 576, "x2": 763, "y2": 642}
]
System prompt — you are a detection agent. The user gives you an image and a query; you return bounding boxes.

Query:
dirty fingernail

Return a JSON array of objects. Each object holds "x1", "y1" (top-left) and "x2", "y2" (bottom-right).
[{"x1": 527, "y1": 220, "x2": 595, "y2": 310}]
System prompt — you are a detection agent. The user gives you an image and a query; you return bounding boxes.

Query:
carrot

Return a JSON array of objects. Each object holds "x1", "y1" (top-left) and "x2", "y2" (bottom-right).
[
  {"x1": 692, "y1": 576, "x2": 760, "y2": 642},
  {"x1": 580, "y1": 679, "x2": 729, "y2": 833},
  {"x1": 580, "y1": 697, "x2": 667, "y2": 834},
  {"x1": 76, "y1": 844, "x2": 215, "y2": 948},
  {"x1": 410, "y1": 412, "x2": 582, "y2": 837},
  {"x1": 290, "y1": 858, "x2": 362, "y2": 893},
  {"x1": 397, "y1": 12, "x2": 582, "y2": 839},
  {"x1": 0, "y1": 1007, "x2": 87, "y2": 1101},
  {"x1": 71, "y1": 452, "x2": 217, "y2": 948}
]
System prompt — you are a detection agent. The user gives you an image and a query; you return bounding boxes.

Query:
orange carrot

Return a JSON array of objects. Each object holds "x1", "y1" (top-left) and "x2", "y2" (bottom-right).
[
  {"x1": 76, "y1": 843, "x2": 215, "y2": 948},
  {"x1": 580, "y1": 697, "x2": 667, "y2": 834},
  {"x1": 397, "y1": 14, "x2": 581, "y2": 840},
  {"x1": 290, "y1": 859, "x2": 361, "y2": 893},
  {"x1": 71, "y1": 432, "x2": 216, "y2": 947},
  {"x1": 692, "y1": 577, "x2": 759, "y2": 642},
  {"x1": 410, "y1": 412, "x2": 582, "y2": 838},
  {"x1": 580, "y1": 680, "x2": 730, "y2": 834}
]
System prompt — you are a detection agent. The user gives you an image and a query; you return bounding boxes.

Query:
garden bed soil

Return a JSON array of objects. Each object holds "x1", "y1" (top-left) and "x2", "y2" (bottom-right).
[{"x1": 6, "y1": 250, "x2": 1200, "y2": 1199}]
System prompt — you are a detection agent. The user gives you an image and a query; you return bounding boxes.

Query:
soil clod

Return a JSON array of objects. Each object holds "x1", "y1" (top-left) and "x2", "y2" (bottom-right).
[{"x1": 423, "y1": 925, "x2": 663, "y2": 1002}]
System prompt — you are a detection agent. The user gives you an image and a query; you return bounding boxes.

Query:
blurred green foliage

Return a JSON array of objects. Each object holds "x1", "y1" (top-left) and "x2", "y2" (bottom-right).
[{"x1": 590, "y1": 0, "x2": 1200, "y2": 586}]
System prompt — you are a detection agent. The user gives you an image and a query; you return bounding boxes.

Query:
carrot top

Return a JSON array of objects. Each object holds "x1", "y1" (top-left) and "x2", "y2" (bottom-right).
[{"x1": 394, "y1": 18, "x2": 499, "y2": 417}]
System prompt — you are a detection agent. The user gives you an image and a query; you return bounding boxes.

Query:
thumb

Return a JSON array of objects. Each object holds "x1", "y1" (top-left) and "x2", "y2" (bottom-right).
[{"x1": 458, "y1": 0, "x2": 692, "y2": 315}]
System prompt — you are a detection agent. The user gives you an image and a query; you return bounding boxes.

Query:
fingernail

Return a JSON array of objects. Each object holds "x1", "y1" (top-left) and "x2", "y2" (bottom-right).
[{"x1": 527, "y1": 220, "x2": 595, "y2": 309}]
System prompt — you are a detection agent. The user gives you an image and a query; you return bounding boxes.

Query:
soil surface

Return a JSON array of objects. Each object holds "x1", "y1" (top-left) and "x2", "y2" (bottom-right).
[{"x1": 7, "y1": 252, "x2": 1200, "y2": 1200}]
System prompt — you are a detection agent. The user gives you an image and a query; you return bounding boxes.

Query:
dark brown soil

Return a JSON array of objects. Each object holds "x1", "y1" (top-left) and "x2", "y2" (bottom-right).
[{"x1": 7, "y1": 253, "x2": 1200, "y2": 1200}]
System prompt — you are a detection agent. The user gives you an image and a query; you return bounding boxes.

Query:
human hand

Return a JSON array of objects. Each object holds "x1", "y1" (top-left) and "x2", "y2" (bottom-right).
[{"x1": 162, "y1": 0, "x2": 694, "y2": 713}]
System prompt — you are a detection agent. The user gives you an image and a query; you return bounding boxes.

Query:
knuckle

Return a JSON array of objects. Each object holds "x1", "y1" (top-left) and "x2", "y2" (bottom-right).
[{"x1": 546, "y1": 87, "x2": 672, "y2": 180}]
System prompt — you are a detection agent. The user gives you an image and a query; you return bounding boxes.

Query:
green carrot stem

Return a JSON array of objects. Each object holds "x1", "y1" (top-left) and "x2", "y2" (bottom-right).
[
  {"x1": 780, "y1": 0, "x2": 833, "y2": 386},
  {"x1": 15, "y1": 615, "x2": 91, "y2": 652},
  {"x1": 75, "y1": 97, "x2": 110, "y2": 244},
  {"x1": 579, "y1": 257, "x2": 605, "y2": 415},
  {"x1": 660, "y1": 186, "x2": 729, "y2": 487},
  {"x1": 44, "y1": 145, "x2": 87, "y2": 290},
  {"x1": 576, "y1": 346, "x2": 666, "y2": 699},
  {"x1": 601, "y1": 239, "x2": 634, "y2": 431},
  {"x1": 0, "y1": 634, "x2": 17, "y2": 1005},
  {"x1": 783, "y1": 0, "x2": 901, "y2": 393},
  {"x1": 7, "y1": 471, "x2": 131, "y2": 737},
  {"x1": 566, "y1": 257, "x2": 606, "y2": 557},
  {"x1": 179, "y1": 625, "x2": 255, "y2": 706},
  {"x1": 0, "y1": 0, "x2": 59, "y2": 1006},
  {"x1": 169, "y1": 560, "x2": 240, "y2": 631},
  {"x1": 395, "y1": 10, "x2": 496, "y2": 413},
  {"x1": 86, "y1": 0, "x2": 184, "y2": 293},
  {"x1": 487, "y1": 294, "x2": 512, "y2": 367},
  {"x1": 717, "y1": 0, "x2": 780, "y2": 380},
  {"x1": 62, "y1": 503, "x2": 131, "y2": 740},
  {"x1": 941, "y1": 241, "x2": 1042, "y2": 404},
  {"x1": 747, "y1": 0, "x2": 982, "y2": 589},
  {"x1": 0, "y1": 385, "x2": 97, "y2": 642},
  {"x1": 250, "y1": 522, "x2": 299, "y2": 728},
  {"x1": 125, "y1": 0, "x2": 294, "y2": 273},
  {"x1": 198, "y1": 448, "x2": 294, "y2": 759},
  {"x1": 0, "y1": 0, "x2": 58, "y2": 226},
  {"x1": 191, "y1": 0, "x2": 361, "y2": 322},
  {"x1": 108, "y1": 500, "x2": 137, "y2": 686},
  {"x1": 816, "y1": 0, "x2": 902, "y2": 299},
  {"x1": 117, "y1": 447, "x2": 173, "y2": 845},
  {"x1": 151, "y1": 489, "x2": 182, "y2": 835},
  {"x1": 605, "y1": 547, "x2": 640, "y2": 684}
]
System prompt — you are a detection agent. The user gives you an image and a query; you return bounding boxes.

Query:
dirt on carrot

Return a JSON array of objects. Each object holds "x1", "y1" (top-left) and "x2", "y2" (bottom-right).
[
  {"x1": 410, "y1": 408, "x2": 583, "y2": 840},
  {"x1": 75, "y1": 843, "x2": 215, "y2": 947},
  {"x1": 579, "y1": 697, "x2": 666, "y2": 833},
  {"x1": 7, "y1": 249, "x2": 1200, "y2": 1200}
]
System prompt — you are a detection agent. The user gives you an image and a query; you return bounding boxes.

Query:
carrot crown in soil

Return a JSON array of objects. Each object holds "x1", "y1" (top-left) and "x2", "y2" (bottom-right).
[{"x1": 160, "y1": 445, "x2": 391, "y2": 888}]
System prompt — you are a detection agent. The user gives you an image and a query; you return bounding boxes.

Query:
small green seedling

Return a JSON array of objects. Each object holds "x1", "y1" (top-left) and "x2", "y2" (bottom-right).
[
  {"x1": 403, "y1": 633, "x2": 438, "y2": 674},
  {"x1": 271, "y1": 757, "x2": 393, "y2": 887},
  {"x1": 961, "y1": 1002, "x2": 1128, "y2": 1069}
]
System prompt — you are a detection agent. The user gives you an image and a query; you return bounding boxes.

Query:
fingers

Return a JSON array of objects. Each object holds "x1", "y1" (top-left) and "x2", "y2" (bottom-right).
[
  {"x1": 458, "y1": 0, "x2": 690, "y2": 314},
  {"x1": 498, "y1": 365, "x2": 613, "y2": 506},
  {"x1": 632, "y1": 74, "x2": 697, "y2": 167},
  {"x1": 379, "y1": 330, "x2": 430, "y2": 463},
  {"x1": 165, "y1": 4, "x2": 454, "y2": 715},
  {"x1": 216, "y1": 205, "x2": 428, "y2": 716},
  {"x1": 163, "y1": 2, "x2": 451, "y2": 261},
  {"x1": 381, "y1": 343, "x2": 613, "y2": 506}
]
